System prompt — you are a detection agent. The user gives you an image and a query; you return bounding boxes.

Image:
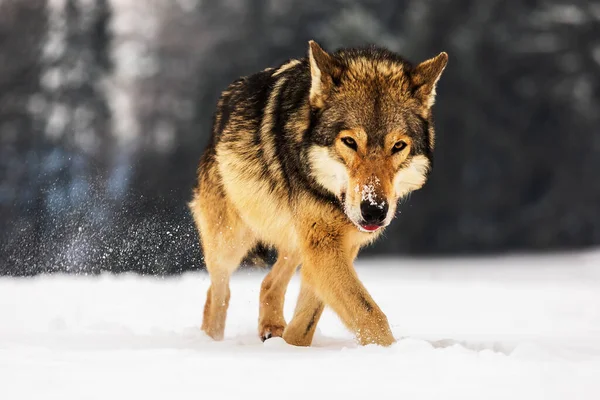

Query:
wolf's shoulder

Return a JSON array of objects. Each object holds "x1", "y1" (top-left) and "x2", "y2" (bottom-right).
[{"x1": 230, "y1": 58, "x2": 309, "y2": 92}]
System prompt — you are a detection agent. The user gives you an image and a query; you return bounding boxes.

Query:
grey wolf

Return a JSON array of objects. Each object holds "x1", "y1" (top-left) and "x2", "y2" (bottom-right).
[{"x1": 188, "y1": 40, "x2": 448, "y2": 346}]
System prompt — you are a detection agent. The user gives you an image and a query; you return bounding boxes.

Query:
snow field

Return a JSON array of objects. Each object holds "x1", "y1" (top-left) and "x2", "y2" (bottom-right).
[{"x1": 1, "y1": 252, "x2": 600, "y2": 399}]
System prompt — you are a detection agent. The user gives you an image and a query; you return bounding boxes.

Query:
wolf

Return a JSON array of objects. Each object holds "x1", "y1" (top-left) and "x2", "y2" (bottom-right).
[{"x1": 188, "y1": 40, "x2": 448, "y2": 347}]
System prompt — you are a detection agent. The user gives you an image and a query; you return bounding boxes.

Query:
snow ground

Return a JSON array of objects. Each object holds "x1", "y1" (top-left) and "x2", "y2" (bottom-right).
[{"x1": 1, "y1": 252, "x2": 600, "y2": 400}]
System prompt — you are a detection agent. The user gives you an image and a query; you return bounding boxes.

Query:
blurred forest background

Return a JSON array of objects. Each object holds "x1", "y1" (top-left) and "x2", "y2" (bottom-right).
[{"x1": 1, "y1": 0, "x2": 599, "y2": 275}]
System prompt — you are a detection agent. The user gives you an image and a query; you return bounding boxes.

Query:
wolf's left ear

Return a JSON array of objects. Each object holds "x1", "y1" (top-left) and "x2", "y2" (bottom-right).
[
  {"x1": 410, "y1": 52, "x2": 448, "y2": 108},
  {"x1": 308, "y1": 40, "x2": 340, "y2": 108}
]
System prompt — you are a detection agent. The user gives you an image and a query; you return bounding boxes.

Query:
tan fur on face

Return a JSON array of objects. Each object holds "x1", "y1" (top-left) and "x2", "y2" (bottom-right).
[
  {"x1": 393, "y1": 155, "x2": 431, "y2": 198},
  {"x1": 331, "y1": 129, "x2": 424, "y2": 229},
  {"x1": 308, "y1": 146, "x2": 349, "y2": 197}
]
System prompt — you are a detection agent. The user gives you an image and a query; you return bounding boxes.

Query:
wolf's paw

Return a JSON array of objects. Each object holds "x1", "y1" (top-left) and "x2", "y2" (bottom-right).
[
  {"x1": 259, "y1": 323, "x2": 286, "y2": 342},
  {"x1": 201, "y1": 325, "x2": 225, "y2": 341},
  {"x1": 356, "y1": 321, "x2": 396, "y2": 347}
]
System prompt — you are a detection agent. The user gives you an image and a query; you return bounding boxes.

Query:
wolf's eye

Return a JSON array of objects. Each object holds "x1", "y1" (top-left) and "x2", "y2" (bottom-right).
[
  {"x1": 392, "y1": 140, "x2": 407, "y2": 154},
  {"x1": 341, "y1": 137, "x2": 357, "y2": 151}
]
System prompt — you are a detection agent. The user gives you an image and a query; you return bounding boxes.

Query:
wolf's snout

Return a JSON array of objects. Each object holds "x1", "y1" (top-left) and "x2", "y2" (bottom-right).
[{"x1": 360, "y1": 201, "x2": 388, "y2": 226}]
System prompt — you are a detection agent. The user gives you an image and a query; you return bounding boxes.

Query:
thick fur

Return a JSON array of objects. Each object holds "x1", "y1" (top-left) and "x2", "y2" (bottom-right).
[{"x1": 189, "y1": 41, "x2": 448, "y2": 346}]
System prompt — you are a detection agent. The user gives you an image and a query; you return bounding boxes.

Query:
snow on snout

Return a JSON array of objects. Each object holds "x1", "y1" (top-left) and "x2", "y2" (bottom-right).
[{"x1": 357, "y1": 176, "x2": 386, "y2": 209}]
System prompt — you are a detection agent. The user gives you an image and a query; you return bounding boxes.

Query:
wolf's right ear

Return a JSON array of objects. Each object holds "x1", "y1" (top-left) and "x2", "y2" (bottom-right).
[{"x1": 308, "y1": 40, "x2": 340, "y2": 109}]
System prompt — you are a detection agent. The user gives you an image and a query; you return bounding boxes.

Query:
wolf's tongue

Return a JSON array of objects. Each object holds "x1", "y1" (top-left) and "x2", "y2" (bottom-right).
[{"x1": 362, "y1": 225, "x2": 380, "y2": 232}]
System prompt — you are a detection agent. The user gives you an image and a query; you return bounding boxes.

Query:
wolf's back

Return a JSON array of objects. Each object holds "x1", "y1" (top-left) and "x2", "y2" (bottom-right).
[
  {"x1": 213, "y1": 58, "x2": 313, "y2": 140},
  {"x1": 206, "y1": 58, "x2": 314, "y2": 197},
  {"x1": 196, "y1": 59, "x2": 313, "y2": 265}
]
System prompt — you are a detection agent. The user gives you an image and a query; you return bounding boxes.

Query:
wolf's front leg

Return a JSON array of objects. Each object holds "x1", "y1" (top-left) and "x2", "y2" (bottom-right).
[
  {"x1": 282, "y1": 281, "x2": 324, "y2": 346},
  {"x1": 299, "y1": 238, "x2": 395, "y2": 346},
  {"x1": 258, "y1": 252, "x2": 301, "y2": 341}
]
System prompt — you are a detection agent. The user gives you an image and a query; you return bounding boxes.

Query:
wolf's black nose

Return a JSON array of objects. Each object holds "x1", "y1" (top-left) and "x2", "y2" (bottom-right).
[{"x1": 360, "y1": 201, "x2": 388, "y2": 225}]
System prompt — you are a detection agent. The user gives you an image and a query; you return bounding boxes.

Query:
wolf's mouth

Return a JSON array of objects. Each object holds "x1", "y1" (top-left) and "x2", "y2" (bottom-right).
[
  {"x1": 360, "y1": 224, "x2": 381, "y2": 232},
  {"x1": 340, "y1": 192, "x2": 386, "y2": 233},
  {"x1": 357, "y1": 223, "x2": 383, "y2": 233}
]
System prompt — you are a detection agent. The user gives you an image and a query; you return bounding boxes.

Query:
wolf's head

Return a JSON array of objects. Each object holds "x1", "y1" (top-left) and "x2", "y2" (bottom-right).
[{"x1": 305, "y1": 41, "x2": 448, "y2": 233}]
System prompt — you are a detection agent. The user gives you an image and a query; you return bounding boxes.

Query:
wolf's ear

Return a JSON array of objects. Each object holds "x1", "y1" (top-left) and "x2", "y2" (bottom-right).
[
  {"x1": 410, "y1": 52, "x2": 448, "y2": 108},
  {"x1": 308, "y1": 40, "x2": 340, "y2": 108}
]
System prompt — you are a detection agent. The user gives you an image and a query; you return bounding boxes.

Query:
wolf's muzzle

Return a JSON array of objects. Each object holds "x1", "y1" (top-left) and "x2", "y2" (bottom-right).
[{"x1": 360, "y1": 201, "x2": 388, "y2": 227}]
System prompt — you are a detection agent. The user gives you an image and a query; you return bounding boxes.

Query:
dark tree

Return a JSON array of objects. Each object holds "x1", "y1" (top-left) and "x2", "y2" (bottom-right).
[{"x1": 0, "y1": 0, "x2": 47, "y2": 275}]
